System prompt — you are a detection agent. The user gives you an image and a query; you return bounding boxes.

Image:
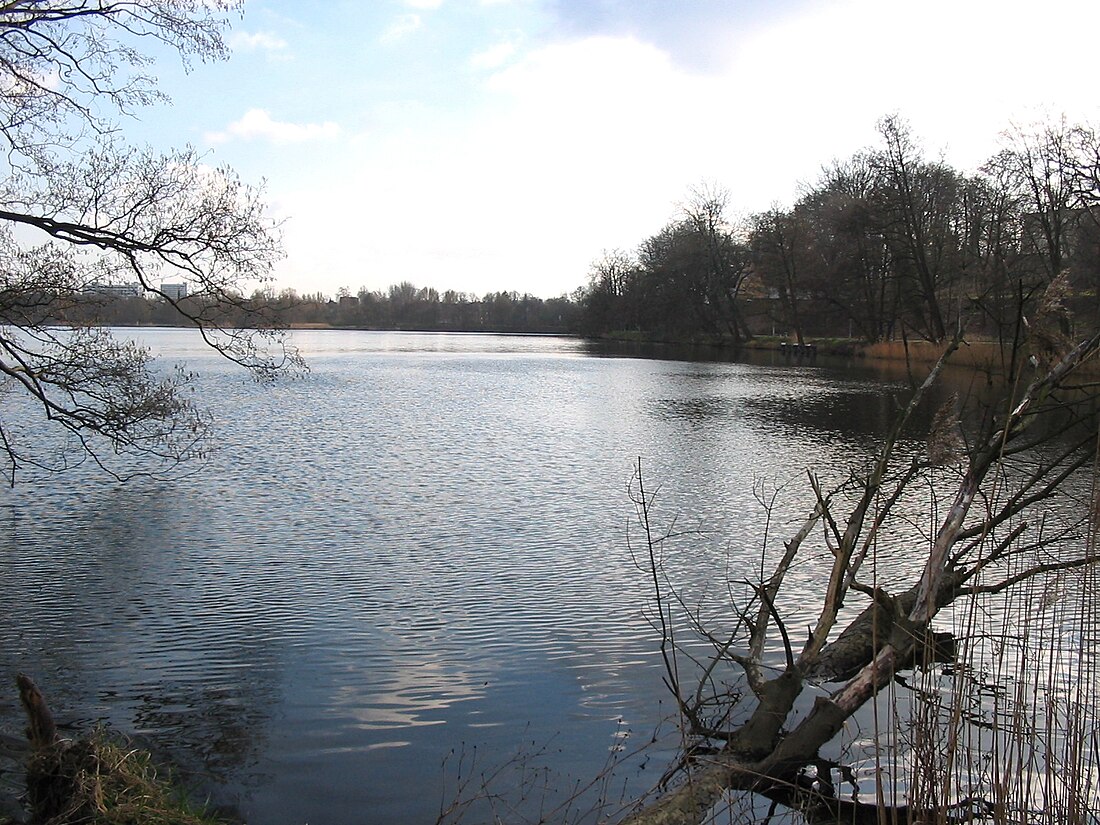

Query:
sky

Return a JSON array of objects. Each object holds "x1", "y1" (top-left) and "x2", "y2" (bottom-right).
[{"x1": 132, "y1": 0, "x2": 1100, "y2": 300}]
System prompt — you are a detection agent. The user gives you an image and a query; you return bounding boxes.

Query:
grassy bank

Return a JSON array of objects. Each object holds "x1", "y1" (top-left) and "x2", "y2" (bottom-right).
[{"x1": 10, "y1": 729, "x2": 228, "y2": 825}]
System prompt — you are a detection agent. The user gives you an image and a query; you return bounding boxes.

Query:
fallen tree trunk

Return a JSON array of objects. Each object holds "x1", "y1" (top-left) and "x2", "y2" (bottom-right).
[
  {"x1": 615, "y1": 326, "x2": 1100, "y2": 825},
  {"x1": 804, "y1": 576, "x2": 962, "y2": 682}
]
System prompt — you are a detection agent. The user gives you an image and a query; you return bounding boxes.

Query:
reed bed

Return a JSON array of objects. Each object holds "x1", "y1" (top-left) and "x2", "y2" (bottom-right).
[{"x1": 854, "y1": 515, "x2": 1100, "y2": 824}]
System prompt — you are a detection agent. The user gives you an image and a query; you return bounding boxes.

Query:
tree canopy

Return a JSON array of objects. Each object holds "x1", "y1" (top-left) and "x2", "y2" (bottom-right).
[{"x1": 578, "y1": 117, "x2": 1100, "y2": 348}]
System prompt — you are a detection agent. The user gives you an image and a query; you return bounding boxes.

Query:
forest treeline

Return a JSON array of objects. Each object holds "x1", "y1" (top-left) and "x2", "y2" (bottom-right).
[
  {"x1": 56, "y1": 115, "x2": 1100, "y2": 346},
  {"x1": 272, "y1": 284, "x2": 580, "y2": 333},
  {"x1": 63, "y1": 283, "x2": 582, "y2": 334},
  {"x1": 578, "y1": 115, "x2": 1100, "y2": 345}
]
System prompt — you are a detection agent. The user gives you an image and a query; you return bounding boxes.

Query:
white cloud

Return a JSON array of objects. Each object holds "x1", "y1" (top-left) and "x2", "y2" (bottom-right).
[
  {"x1": 229, "y1": 30, "x2": 288, "y2": 52},
  {"x1": 205, "y1": 109, "x2": 341, "y2": 146},
  {"x1": 263, "y1": 0, "x2": 1100, "y2": 299},
  {"x1": 272, "y1": 37, "x2": 726, "y2": 297},
  {"x1": 469, "y1": 41, "x2": 516, "y2": 70},
  {"x1": 405, "y1": 0, "x2": 443, "y2": 8},
  {"x1": 381, "y1": 13, "x2": 422, "y2": 42},
  {"x1": 474, "y1": 36, "x2": 731, "y2": 205},
  {"x1": 722, "y1": 0, "x2": 1100, "y2": 177}
]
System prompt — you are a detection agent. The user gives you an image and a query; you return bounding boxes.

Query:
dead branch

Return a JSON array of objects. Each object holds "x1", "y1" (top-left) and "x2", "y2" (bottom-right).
[{"x1": 16, "y1": 673, "x2": 56, "y2": 749}]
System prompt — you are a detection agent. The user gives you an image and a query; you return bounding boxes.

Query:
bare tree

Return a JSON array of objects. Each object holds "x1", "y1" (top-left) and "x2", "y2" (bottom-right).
[
  {"x1": 1068, "y1": 123, "x2": 1100, "y2": 213},
  {"x1": 617, "y1": 300, "x2": 1100, "y2": 824},
  {"x1": 872, "y1": 116, "x2": 963, "y2": 342},
  {"x1": 796, "y1": 155, "x2": 898, "y2": 343},
  {"x1": 985, "y1": 118, "x2": 1081, "y2": 282},
  {"x1": 0, "y1": 2, "x2": 298, "y2": 484},
  {"x1": 680, "y1": 184, "x2": 753, "y2": 344},
  {"x1": 749, "y1": 207, "x2": 808, "y2": 344}
]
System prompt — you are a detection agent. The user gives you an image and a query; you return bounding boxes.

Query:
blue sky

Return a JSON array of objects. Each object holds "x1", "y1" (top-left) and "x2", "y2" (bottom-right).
[{"x1": 134, "y1": 0, "x2": 1100, "y2": 299}]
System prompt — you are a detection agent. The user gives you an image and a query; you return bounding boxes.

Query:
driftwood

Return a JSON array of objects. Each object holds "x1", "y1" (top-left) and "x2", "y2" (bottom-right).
[{"x1": 17, "y1": 673, "x2": 57, "y2": 749}]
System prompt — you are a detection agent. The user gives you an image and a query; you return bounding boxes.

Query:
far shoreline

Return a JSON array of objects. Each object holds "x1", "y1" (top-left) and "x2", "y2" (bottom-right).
[{"x1": 98, "y1": 322, "x2": 1068, "y2": 373}]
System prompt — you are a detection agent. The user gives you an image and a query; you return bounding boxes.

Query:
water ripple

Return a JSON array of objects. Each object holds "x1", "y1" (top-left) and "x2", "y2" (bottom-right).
[{"x1": 0, "y1": 329, "x2": 954, "y2": 825}]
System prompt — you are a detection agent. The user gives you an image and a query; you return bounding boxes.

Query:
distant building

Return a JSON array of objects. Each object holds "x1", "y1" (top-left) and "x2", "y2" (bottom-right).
[
  {"x1": 160, "y1": 282, "x2": 188, "y2": 300},
  {"x1": 339, "y1": 294, "x2": 359, "y2": 307},
  {"x1": 83, "y1": 282, "x2": 143, "y2": 299}
]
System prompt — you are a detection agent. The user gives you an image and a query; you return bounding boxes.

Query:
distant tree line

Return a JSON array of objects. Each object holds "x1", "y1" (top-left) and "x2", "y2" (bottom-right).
[
  {"x1": 578, "y1": 115, "x2": 1100, "y2": 345},
  {"x1": 54, "y1": 282, "x2": 582, "y2": 335},
  {"x1": 275, "y1": 283, "x2": 580, "y2": 333}
]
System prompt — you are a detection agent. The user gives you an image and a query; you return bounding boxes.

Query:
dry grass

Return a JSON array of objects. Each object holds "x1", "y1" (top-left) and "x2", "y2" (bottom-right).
[
  {"x1": 24, "y1": 729, "x2": 226, "y2": 825},
  {"x1": 860, "y1": 339, "x2": 1009, "y2": 371},
  {"x1": 880, "y1": 531, "x2": 1100, "y2": 824},
  {"x1": 858, "y1": 337, "x2": 1100, "y2": 377}
]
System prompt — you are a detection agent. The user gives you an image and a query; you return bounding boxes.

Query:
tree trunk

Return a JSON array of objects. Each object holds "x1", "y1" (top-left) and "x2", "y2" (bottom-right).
[{"x1": 16, "y1": 673, "x2": 57, "y2": 749}]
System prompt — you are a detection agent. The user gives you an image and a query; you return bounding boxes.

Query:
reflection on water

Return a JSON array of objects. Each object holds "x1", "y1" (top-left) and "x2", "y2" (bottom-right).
[{"x1": 0, "y1": 329, "x2": 974, "y2": 824}]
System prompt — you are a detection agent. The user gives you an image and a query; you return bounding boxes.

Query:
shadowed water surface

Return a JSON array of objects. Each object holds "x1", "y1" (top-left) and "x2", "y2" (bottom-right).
[{"x1": 0, "y1": 330, "x2": 956, "y2": 823}]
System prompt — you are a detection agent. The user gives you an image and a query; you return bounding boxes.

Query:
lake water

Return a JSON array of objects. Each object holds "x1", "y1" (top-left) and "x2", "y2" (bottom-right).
[{"x1": 0, "y1": 329, "x2": 1030, "y2": 823}]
